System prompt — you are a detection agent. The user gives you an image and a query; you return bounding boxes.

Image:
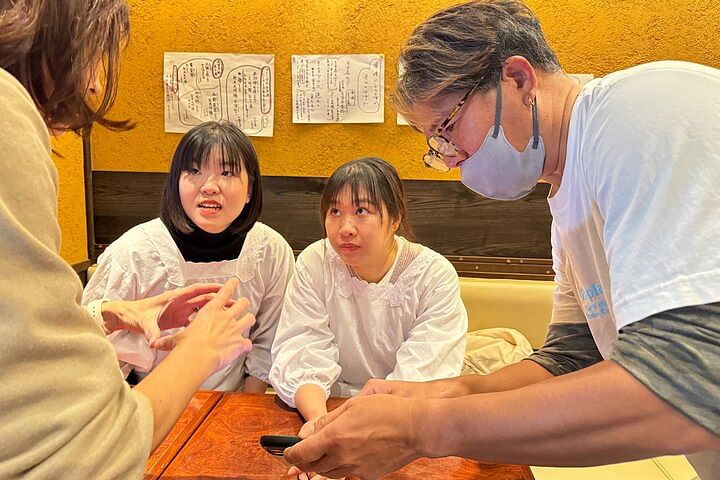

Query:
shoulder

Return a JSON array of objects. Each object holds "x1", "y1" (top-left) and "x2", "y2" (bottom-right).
[
  {"x1": 593, "y1": 61, "x2": 719, "y2": 91},
  {"x1": 106, "y1": 218, "x2": 166, "y2": 251},
  {"x1": 570, "y1": 62, "x2": 720, "y2": 185},
  {"x1": 580, "y1": 61, "x2": 720, "y2": 125},
  {"x1": 0, "y1": 69, "x2": 46, "y2": 134},
  {"x1": 405, "y1": 238, "x2": 457, "y2": 281},
  {"x1": 295, "y1": 239, "x2": 329, "y2": 271},
  {"x1": 238, "y1": 222, "x2": 295, "y2": 282},
  {"x1": 249, "y1": 222, "x2": 293, "y2": 255},
  {"x1": 388, "y1": 238, "x2": 458, "y2": 303},
  {"x1": 0, "y1": 68, "x2": 51, "y2": 169},
  {"x1": 100, "y1": 219, "x2": 167, "y2": 266}
]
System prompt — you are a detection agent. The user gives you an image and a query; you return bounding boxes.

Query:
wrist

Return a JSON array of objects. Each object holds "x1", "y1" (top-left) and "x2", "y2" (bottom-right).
[
  {"x1": 170, "y1": 338, "x2": 221, "y2": 375},
  {"x1": 430, "y1": 377, "x2": 472, "y2": 398},
  {"x1": 409, "y1": 399, "x2": 443, "y2": 458},
  {"x1": 87, "y1": 299, "x2": 114, "y2": 335},
  {"x1": 455, "y1": 374, "x2": 482, "y2": 396},
  {"x1": 295, "y1": 384, "x2": 328, "y2": 420},
  {"x1": 414, "y1": 398, "x2": 464, "y2": 458},
  {"x1": 99, "y1": 300, "x2": 123, "y2": 334}
]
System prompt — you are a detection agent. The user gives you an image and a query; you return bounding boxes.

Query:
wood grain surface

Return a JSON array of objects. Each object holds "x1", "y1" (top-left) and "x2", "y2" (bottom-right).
[
  {"x1": 160, "y1": 393, "x2": 534, "y2": 480},
  {"x1": 144, "y1": 391, "x2": 222, "y2": 479},
  {"x1": 92, "y1": 172, "x2": 552, "y2": 271}
]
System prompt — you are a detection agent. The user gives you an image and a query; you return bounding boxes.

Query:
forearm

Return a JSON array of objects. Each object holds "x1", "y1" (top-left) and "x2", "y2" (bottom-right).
[
  {"x1": 421, "y1": 361, "x2": 719, "y2": 466},
  {"x1": 295, "y1": 384, "x2": 328, "y2": 421},
  {"x1": 435, "y1": 321, "x2": 602, "y2": 397},
  {"x1": 420, "y1": 360, "x2": 552, "y2": 398},
  {"x1": 134, "y1": 344, "x2": 217, "y2": 451},
  {"x1": 242, "y1": 375, "x2": 268, "y2": 393},
  {"x1": 455, "y1": 359, "x2": 554, "y2": 395},
  {"x1": 362, "y1": 360, "x2": 551, "y2": 400}
]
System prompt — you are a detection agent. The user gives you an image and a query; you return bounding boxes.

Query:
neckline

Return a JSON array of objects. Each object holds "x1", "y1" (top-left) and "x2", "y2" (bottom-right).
[
  {"x1": 548, "y1": 84, "x2": 586, "y2": 205},
  {"x1": 147, "y1": 219, "x2": 266, "y2": 285},
  {"x1": 166, "y1": 219, "x2": 248, "y2": 263},
  {"x1": 347, "y1": 237, "x2": 403, "y2": 285},
  {"x1": 347, "y1": 237, "x2": 400, "y2": 284},
  {"x1": 328, "y1": 237, "x2": 432, "y2": 306}
]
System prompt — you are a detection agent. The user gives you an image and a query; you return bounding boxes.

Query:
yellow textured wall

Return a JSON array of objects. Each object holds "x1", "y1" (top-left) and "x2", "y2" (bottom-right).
[
  {"x1": 92, "y1": 0, "x2": 720, "y2": 180},
  {"x1": 52, "y1": 133, "x2": 88, "y2": 264}
]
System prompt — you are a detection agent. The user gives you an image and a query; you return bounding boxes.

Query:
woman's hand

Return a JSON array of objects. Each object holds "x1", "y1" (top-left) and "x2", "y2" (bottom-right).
[
  {"x1": 100, "y1": 283, "x2": 231, "y2": 344},
  {"x1": 151, "y1": 278, "x2": 255, "y2": 372}
]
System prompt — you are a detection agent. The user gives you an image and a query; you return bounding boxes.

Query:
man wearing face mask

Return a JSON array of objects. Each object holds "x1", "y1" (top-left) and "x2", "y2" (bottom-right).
[{"x1": 283, "y1": 1, "x2": 720, "y2": 479}]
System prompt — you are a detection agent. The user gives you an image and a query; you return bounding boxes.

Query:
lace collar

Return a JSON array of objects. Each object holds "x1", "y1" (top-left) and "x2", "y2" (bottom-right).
[
  {"x1": 144, "y1": 218, "x2": 267, "y2": 285},
  {"x1": 327, "y1": 236, "x2": 434, "y2": 307}
]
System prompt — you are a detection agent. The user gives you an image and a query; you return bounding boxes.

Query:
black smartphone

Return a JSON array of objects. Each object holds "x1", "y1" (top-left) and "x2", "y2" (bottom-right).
[{"x1": 259, "y1": 435, "x2": 302, "y2": 456}]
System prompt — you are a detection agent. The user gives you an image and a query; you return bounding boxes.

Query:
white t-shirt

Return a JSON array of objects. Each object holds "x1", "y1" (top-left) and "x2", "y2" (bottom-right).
[
  {"x1": 548, "y1": 61, "x2": 720, "y2": 478},
  {"x1": 269, "y1": 236, "x2": 468, "y2": 406},
  {"x1": 548, "y1": 60, "x2": 720, "y2": 357},
  {"x1": 83, "y1": 218, "x2": 295, "y2": 391}
]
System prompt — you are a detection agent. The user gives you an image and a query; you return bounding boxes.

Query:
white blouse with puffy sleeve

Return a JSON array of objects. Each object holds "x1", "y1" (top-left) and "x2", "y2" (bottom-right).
[
  {"x1": 83, "y1": 218, "x2": 294, "y2": 391},
  {"x1": 270, "y1": 236, "x2": 467, "y2": 406}
]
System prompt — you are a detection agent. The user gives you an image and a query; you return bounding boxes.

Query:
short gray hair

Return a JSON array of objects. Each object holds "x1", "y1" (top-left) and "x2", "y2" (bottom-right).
[{"x1": 394, "y1": 0, "x2": 561, "y2": 123}]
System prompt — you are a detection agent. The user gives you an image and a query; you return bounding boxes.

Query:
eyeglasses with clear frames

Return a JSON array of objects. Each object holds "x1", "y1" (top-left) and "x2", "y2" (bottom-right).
[{"x1": 423, "y1": 79, "x2": 484, "y2": 172}]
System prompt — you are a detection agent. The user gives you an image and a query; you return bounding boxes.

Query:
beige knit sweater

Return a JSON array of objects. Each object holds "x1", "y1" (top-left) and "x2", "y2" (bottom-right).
[{"x1": 0, "y1": 68, "x2": 152, "y2": 479}]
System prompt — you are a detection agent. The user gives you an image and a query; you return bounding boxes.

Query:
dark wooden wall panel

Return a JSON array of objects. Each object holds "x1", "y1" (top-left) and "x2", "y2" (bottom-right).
[
  {"x1": 403, "y1": 180, "x2": 551, "y2": 258},
  {"x1": 259, "y1": 176, "x2": 327, "y2": 250},
  {"x1": 93, "y1": 172, "x2": 553, "y2": 278}
]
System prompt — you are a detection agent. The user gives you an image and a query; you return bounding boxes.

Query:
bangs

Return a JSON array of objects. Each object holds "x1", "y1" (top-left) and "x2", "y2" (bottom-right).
[
  {"x1": 163, "y1": 120, "x2": 262, "y2": 236},
  {"x1": 322, "y1": 162, "x2": 387, "y2": 217},
  {"x1": 319, "y1": 157, "x2": 414, "y2": 240},
  {"x1": 178, "y1": 134, "x2": 245, "y2": 175}
]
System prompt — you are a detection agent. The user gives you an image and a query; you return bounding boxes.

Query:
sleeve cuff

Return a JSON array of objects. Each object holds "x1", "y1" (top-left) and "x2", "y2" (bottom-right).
[{"x1": 86, "y1": 299, "x2": 110, "y2": 334}]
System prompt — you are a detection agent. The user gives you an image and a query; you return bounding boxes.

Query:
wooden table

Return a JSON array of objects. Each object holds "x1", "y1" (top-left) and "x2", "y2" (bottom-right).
[
  {"x1": 148, "y1": 392, "x2": 535, "y2": 479},
  {"x1": 144, "y1": 391, "x2": 222, "y2": 480}
]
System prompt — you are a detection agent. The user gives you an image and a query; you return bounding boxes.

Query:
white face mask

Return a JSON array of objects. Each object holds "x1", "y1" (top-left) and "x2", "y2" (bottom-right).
[{"x1": 459, "y1": 82, "x2": 545, "y2": 201}]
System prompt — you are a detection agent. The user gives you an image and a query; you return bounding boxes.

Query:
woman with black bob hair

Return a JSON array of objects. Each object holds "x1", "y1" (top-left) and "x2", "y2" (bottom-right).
[
  {"x1": 85, "y1": 121, "x2": 294, "y2": 393},
  {"x1": 270, "y1": 156, "x2": 467, "y2": 444},
  {"x1": 161, "y1": 120, "x2": 262, "y2": 237},
  {"x1": 0, "y1": 1, "x2": 257, "y2": 476}
]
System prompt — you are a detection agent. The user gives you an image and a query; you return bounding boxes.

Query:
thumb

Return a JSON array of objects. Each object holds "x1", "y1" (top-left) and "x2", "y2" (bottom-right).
[
  {"x1": 284, "y1": 431, "x2": 326, "y2": 470},
  {"x1": 285, "y1": 404, "x2": 350, "y2": 467},
  {"x1": 144, "y1": 322, "x2": 161, "y2": 345},
  {"x1": 298, "y1": 420, "x2": 317, "y2": 439},
  {"x1": 313, "y1": 401, "x2": 349, "y2": 433},
  {"x1": 150, "y1": 332, "x2": 180, "y2": 351}
]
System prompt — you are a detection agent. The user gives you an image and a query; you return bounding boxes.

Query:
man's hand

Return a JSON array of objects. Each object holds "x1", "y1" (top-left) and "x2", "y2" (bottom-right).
[
  {"x1": 284, "y1": 394, "x2": 427, "y2": 480},
  {"x1": 286, "y1": 418, "x2": 332, "y2": 479},
  {"x1": 298, "y1": 417, "x2": 321, "y2": 439},
  {"x1": 359, "y1": 377, "x2": 467, "y2": 399},
  {"x1": 101, "y1": 283, "x2": 231, "y2": 344}
]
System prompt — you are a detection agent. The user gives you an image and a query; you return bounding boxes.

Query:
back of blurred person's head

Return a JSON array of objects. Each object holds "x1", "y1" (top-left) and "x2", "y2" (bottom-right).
[{"x1": 0, "y1": 0, "x2": 131, "y2": 132}]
